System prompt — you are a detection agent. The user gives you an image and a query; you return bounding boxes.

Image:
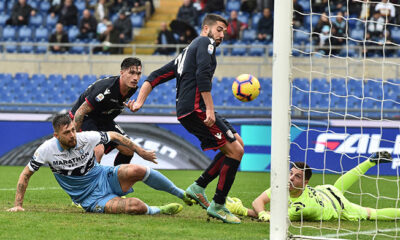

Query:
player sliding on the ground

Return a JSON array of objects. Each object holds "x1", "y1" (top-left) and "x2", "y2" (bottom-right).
[
  {"x1": 125, "y1": 14, "x2": 244, "y2": 224},
  {"x1": 7, "y1": 113, "x2": 191, "y2": 215},
  {"x1": 226, "y1": 151, "x2": 400, "y2": 222}
]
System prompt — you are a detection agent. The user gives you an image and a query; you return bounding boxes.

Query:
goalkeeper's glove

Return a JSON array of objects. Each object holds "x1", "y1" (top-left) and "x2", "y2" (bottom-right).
[
  {"x1": 258, "y1": 211, "x2": 270, "y2": 222},
  {"x1": 369, "y1": 151, "x2": 392, "y2": 165},
  {"x1": 226, "y1": 197, "x2": 247, "y2": 216}
]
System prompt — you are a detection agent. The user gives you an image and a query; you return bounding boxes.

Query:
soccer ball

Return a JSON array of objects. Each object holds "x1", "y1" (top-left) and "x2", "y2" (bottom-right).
[{"x1": 232, "y1": 74, "x2": 261, "y2": 102}]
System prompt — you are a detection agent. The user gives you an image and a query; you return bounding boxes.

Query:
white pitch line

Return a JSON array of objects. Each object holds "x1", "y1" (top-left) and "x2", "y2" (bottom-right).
[
  {"x1": 0, "y1": 187, "x2": 61, "y2": 191},
  {"x1": 321, "y1": 228, "x2": 400, "y2": 238}
]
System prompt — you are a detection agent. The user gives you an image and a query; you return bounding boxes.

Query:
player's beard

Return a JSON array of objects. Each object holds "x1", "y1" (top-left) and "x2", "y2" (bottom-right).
[
  {"x1": 61, "y1": 137, "x2": 77, "y2": 149},
  {"x1": 208, "y1": 31, "x2": 222, "y2": 46}
]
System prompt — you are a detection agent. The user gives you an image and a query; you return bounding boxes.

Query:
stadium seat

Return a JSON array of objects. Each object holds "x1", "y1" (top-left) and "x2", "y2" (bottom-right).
[
  {"x1": 7, "y1": 1, "x2": 15, "y2": 11},
  {"x1": 292, "y1": 78, "x2": 310, "y2": 91},
  {"x1": 311, "y1": 78, "x2": 329, "y2": 93},
  {"x1": 65, "y1": 74, "x2": 81, "y2": 87},
  {"x1": 251, "y1": 12, "x2": 262, "y2": 30},
  {"x1": 75, "y1": 0, "x2": 86, "y2": 13},
  {"x1": 39, "y1": 1, "x2": 51, "y2": 13},
  {"x1": 391, "y1": 27, "x2": 400, "y2": 44},
  {"x1": 69, "y1": 39, "x2": 87, "y2": 54},
  {"x1": 298, "y1": 0, "x2": 311, "y2": 12},
  {"x1": 29, "y1": 13, "x2": 44, "y2": 27},
  {"x1": 331, "y1": 78, "x2": 346, "y2": 96},
  {"x1": 0, "y1": 12, "x2": 9, "y2": 26},
  {"x1": 18, "y1": 26, "x2": 33, "y2": 40},
  {"x1": 304, "y1": 14, "x2": 320, "y2": 28},
  {"x1": 365, "y1": 79, "x2": 383, "y2": 100},
  {"x1": 4, "y1": 38, "x2": 17, "y2": 53},
  {"x1": 130, "y1": 14, "x2": 144, "y2": 28},
  {"x1": 226, "y1": 0, "x2": 241, "y2": 12},
  {"x1": 231, "y1": 41, "x2": 247, "y2": 56},
  {"x1": 68, "y1": 26, "x2": 80, "y2": 42},
  {"x1": 2, "y1": 26, "x2": 17, "y2": 40},
  {"x1": 34, "y1": 38, "x2": 48, "y2": 54},
  {"x1": 0, "y1": 2, "x2": 4, "y2": 12},
  {"x1": 293, "y1": 28, "x2": 310, "y2": 44},
  {"x1": 34, "y1": 26, "x2": 48, "y2": 41},
  {"x1": 27, "y1": 0, "x2": 38, "y2": 9},
  {"x1": 46, "y1": 14, "x2": 58, "y2": 29},
  {"x1": 242, "y1": 29, "x2": 256, "y2": 42},
  {"x1": 347, "y1": 79, "x2": 364, "y2": 98},
  {"x1": 349, "y1": 28, "x2": 364, "y2": 41},
  {"x1": 248, "y1": 41, "x2": 265, "y2": 56},
  {"x1": 237, "y1": 12, "x2": 250, "y2": 25},
  {"x1": 19, "y1": 38, "x2": 34, "y2": 53}
]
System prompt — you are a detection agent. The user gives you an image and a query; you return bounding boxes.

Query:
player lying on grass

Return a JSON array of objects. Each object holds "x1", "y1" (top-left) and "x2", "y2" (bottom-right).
[
  {"x1": 226, "y1": 151, "x2": 400, "y2": 222},
  {"x1": 7, "y1": 113, "x2": 193, "y2": 215}
]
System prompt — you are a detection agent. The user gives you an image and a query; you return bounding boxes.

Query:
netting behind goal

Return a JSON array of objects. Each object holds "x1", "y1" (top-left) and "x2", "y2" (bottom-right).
[{"x1": 287, "y1": 0, "x2": 400, "y2": 239}]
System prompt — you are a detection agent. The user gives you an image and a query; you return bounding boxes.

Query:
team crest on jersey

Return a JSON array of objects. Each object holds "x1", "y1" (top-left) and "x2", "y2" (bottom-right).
[
  {"x1": 75, "y1": 145, "x2": 85, "y2": 154},
  {"x1": 95, "y1": 93, "x2": 104, "y2": 102},
  {"x1": 208, "y1": 44, "x2": 214, "y2": 54}
]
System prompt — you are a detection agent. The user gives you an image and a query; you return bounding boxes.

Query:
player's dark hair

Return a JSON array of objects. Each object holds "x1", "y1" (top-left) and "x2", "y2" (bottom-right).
[
  {"x1": 121, "y1": 57, "x2": 142, "y2": 70},
  {"x1": 52, "y1": 113, "x2": 72, "y2": 132},
  {"x1": 291, "y1": 161, "x2": 312, "y2": 180},
  {"x1": 201, "y1": 14, "x2": 228, "y2": 29}
]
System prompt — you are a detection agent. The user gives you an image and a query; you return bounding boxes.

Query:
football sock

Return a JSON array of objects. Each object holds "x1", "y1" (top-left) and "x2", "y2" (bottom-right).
[
  {"x1": 196, "y1": 152, "x2": 225, "y2": 188},
  {"x1": 145, "y1": 204, "x2": 161, "y2": 215},
  {"x1": 113, "y1": 153, "x2": 132, "y2": 166},
  {"x1": 333, "y1": 160, "x2": 375, "y2": 193},
  {"x1": 369, "y1": 208, "x2": 400, "y2": 220},
  {"x1": 213, "y1": 157, "x2": 240, "y2": 205},
  {"x1": 143, "y1": 167, "x2": 184, "y2": 199}
]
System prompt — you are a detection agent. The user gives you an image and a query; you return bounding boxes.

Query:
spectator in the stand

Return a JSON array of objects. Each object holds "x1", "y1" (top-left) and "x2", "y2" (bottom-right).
[
  {"x1": 367, "y1": 11, "x2": 385, "y2": 39},
  {"x1": 293, "y1": 0, "x2": 304, "y2": 29},
  {"x1": 90, "y1": 0, "x2": 114, "y2": 22},
  {"x1": 111, "y1": 0, "x2": 132, "y2": 15},
  {"x1": 378, "y1": 30, "x2": 395, "y2": 56},
  {"x1": 154, "y1": 22, "x2": 177, "y2": 55},
  {"x1": 204, "y1": 0, "x2": 225, "y2": 13},
  {"x1": 97, "y1": 20, "x2": 120, "y2": 54},
  {"x1": 226, "y1": 10, "x2": 247, "y2": 41},
  {"x1": 177, "y1": 0, "x2": 198, "y2": 27},
  {"x1": 58, "y1": 0, "x2": 79, "y2": 26},
  {"x1": 312, "y1": 12, "x2": 330, "y2": 43},
  {"x1": 375, "y1": 0, "x2": 395, "y2": 23},
  {"x1": 7, "y1": 0, "x2": 36, "y2": 26},
  {"x1": 329, "y1": 0, "x2": 347, "y2": 13},
  {"x1": 78, "y1": 9, "x2": 98, "y2": 40},
  {"x1": 332, "y1": 12, "x2": 346, "y2": 38},
  {"x1": 312, "y1": 0, "x2": 328, "y2": 13},
  {"x1": 113, "y1": 9, "x2": 133, "y2": 44},
  {"x1": 359, "y1": 0, "x2": 374, "y2": 21},
  {"x1": 49, "y1": 0, "x2": 63, "y2": 15},
  {"x1": 317, "y1": 25, "x2": 342, "y2": 55},
  {"x1": 240, "y1": 0, "x2": 257, "y2": 14},
  {"x1": 132, "y1": 0, "x2": 152, "y2": 21},
  {"x1": 179, "y1": 28, "x2": 196, "y2": 49},
  {"x1": 49, "y1": 23, "x2": 70, "y2": 53},
  {"x1": 348, "y1": 0, "x2": 362, "y2": 17},
  {"x1": 257, "y1": 8, "x2": 273, "y2": 42}
]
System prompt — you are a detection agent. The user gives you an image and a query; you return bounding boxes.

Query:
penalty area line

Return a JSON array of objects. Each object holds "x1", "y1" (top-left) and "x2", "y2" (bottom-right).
[
  {"x1": 321, "y1": 227, "x2": 400, "y2": 238},
  {"x1": 0, "y1": 187, "x2": 61, "y2": 191}
]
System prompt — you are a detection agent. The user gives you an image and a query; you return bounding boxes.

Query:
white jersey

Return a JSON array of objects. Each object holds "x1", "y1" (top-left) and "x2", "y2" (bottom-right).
[{"x1": 28, "y1": 131, "x2": 110, "y2": 176}]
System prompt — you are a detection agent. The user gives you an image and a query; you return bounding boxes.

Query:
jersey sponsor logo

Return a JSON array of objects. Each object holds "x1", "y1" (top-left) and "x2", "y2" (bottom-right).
[
  {"x1": 52, "y1": 152, "x2": 90, "y2": 166},
  {"x1": 109, "y1": 98, "x2": 118, "y2": 103},
  {"x1": 314, "y1": 133, "x2": 400, "y2": 154},
  {"x1": 95, "y1": 93, "x2": 104, "y2": 102},
  {"x1": 215, "y1": 132, "x2": 222, "y2": 139},
  {"x1": 104, "y1": 88, "x2": 111, "y2": 95},
  {"x1": 207, "y1": 44, "x2": 214, "y2": 54}
]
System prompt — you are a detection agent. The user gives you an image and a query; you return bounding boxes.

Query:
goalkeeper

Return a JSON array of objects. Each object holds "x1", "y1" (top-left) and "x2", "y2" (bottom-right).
[{"x1": 226, "y1": 151, "x2": 400, "y2": 222}]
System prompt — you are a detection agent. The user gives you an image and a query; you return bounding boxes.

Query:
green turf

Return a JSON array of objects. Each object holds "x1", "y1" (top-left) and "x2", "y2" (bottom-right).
[{"x1": 1, "y1": 166, "x2": 400, "y2": 239}]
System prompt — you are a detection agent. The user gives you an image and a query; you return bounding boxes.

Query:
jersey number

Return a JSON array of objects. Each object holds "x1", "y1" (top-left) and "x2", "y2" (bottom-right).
[{"x1": 175, "y1": 47, "x2": 188, "y2": 76}]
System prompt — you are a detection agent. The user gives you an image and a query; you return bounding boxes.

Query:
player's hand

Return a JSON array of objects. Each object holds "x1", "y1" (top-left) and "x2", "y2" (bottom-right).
[
  {"x1": 7, "y1": 206, "x2": 25, "y2": 212},
  {"x1": 204, "y1": 109, "x2": 215, "y2": 127},
  {"x1": 137, "y1": 149, "x2": 158, "y2": 164},
  {"x1": 258, "y1": 211, "x2": 270, "y2": 222},
  {"x1": 124, "y1": 100, "x2": 142, "y2": 113}
]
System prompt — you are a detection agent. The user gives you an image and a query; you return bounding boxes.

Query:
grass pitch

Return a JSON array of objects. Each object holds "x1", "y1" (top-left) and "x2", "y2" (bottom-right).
[{"x1": 1, "y1": 166, "x2": 400, "y2": 239}]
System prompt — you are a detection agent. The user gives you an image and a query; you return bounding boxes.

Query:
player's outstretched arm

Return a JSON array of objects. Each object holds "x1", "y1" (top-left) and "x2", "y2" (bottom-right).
[
  {"x1": 252, "y1": 191, "x2": 271, "y2": 221},
  {"x1": 7, "y1": 166, "x2": 34, "y2": 212},
  {"x1": 125, "y1": 81, "x2": 153, "y2": 112},
  {"x1": 107, "y1": 131, "x2": 157, "y2": 164},
  {"x1": 74, "y1": 101, "x2": 93, "y2": 131}
]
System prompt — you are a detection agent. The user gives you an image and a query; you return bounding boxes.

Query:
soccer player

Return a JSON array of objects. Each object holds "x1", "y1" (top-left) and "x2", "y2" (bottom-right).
[
  {"x1": 124, "y1": 14, "x2": 244, "y2": 224},
  {"x1": 7, "y1": 113, "x2": 191, "y2": 214},
  {"x1": 70, "y1": 57, "x2": 142, "y2": 166},
  {"x1": 226, "y1": 151, "x2": 400, "y2": 222}
]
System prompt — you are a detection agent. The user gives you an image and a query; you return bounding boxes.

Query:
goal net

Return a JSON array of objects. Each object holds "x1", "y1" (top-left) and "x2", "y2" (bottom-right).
[{"x1": 272, "y1": 0, "x2": 400, "y2": 239}]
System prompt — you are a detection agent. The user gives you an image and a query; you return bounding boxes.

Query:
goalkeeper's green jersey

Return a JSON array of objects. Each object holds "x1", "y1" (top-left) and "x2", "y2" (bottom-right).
[{"x1": 266, "y1": 184, "x2": 343, "y2": 221}]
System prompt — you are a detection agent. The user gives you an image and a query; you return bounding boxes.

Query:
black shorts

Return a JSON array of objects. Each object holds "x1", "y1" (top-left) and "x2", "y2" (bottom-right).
[
  {"x1": 81, "y1": 117, "x2": 128, "y2": 154},
  {"x1": 179, "y1": 111, "x2": 237, "y2": 151}
]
